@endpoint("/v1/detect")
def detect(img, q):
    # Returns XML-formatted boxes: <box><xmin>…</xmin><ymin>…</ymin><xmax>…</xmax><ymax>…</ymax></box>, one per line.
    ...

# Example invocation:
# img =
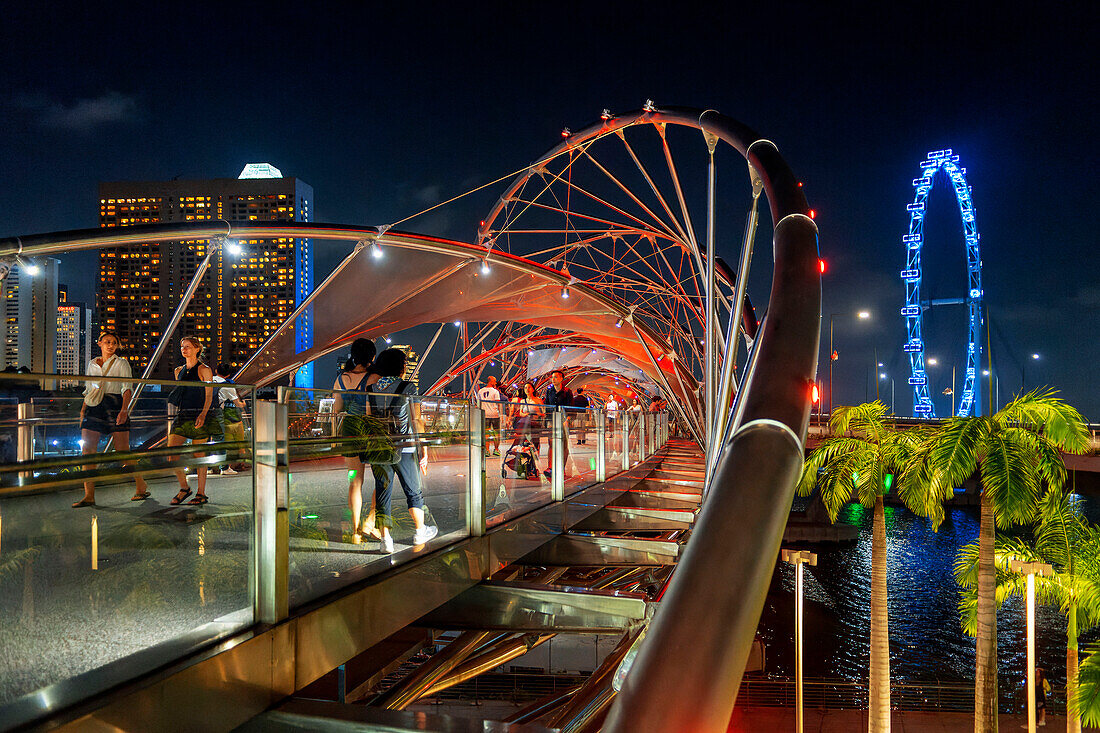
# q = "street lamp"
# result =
<box><xmin>828</xmin><ymin>311</ymin><xmax>872</xmax><ymax>416</ymax></box>
<box><xmin>1009</xmin><ymin>558</ymin><xmax>1053</xmax><ymax>733</ymax></box>
<box><xmin>782</xmin><ymin>549</ymin><xmax>818</xmax><ymax>733</ymax></box>
<box><xmin>1023</xmin><ymin>353</ymin><xmax>1040</xmax><ymax>393</ymax></box>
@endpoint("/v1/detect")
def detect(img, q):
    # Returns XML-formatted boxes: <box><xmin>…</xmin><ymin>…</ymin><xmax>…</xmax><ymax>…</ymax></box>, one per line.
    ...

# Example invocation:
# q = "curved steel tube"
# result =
<box><xmin>604</xmin><ymin>110</ymin><xmax>821</xmax><ymax>732</ymax></box>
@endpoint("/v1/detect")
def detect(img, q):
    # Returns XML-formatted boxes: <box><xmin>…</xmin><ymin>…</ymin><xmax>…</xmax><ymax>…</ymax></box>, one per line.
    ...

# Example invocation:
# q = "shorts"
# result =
<box><xmin>82</xmin><ymin>394</ymin><xmax>131</xmax><ymax>434</ymax></box>
<box><xmin>172</xmin><ymin>411</ymin><xmax>225</xmax><ymax>440</ymax></box>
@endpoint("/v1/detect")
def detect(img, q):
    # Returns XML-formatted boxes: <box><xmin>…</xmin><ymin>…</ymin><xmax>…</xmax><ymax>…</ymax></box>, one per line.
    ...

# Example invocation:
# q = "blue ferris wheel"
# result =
<box><xmin>901</xmin><ymin>149</ymin><xmax>984</xmax><ymax>418</ymax></box>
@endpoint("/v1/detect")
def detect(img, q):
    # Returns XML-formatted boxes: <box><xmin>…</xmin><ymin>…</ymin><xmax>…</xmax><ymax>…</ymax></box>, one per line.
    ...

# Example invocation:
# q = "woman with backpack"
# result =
<box><xmin>332</xmin><ymin>338</ymin><xmax>378</xmax><ymax>542</ymax></box>
<box><xmin>367</xmin><ymin>348</ymin><xmax>438</xmax><ymax>553</ymax></box>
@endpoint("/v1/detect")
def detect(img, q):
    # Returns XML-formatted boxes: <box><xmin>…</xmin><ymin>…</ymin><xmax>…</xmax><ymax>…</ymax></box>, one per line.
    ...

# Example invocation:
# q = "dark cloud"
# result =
<box><xmin>17</xmin><ymin>91</ymin><xmax>139</xmax><ymax>132</ymax></box>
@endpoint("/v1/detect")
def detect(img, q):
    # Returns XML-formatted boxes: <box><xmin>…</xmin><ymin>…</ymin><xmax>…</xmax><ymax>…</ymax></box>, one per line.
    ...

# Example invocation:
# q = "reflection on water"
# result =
<box><xmin>761</xmin><ymin>500</ymin><xmax>1098</xmax><ymax>699</ymax></box>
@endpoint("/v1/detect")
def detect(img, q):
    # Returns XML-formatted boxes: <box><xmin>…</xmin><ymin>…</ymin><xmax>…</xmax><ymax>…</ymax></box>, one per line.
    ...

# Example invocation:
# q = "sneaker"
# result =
<box><xmin>381</xmin><ymin>535</ymin><xmax>394</xmax><ymax>554</ymax></box>
<box><xmin>543</xmin><ymin>469</ymin><xmax>552</xmax><ymax>480</ymax></box>
<box><xmin>222</xmin><ymin>466</ymin><xmax>238</xmax><ymax>475</ymax></box>
<box><xmin>412</xmin><ymin>525</ymin><xmax>439</xmax><ymax>545</ymax></box>
<box><xmin>492</xmin><ymin>450</ymin><xmax>501</xmax><ymax>456</ymax></box>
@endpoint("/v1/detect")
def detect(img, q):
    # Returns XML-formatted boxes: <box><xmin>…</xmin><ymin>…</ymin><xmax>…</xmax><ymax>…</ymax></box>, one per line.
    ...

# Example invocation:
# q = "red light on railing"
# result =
<box><xmin>808</xmin><ymin>209</ymin><xmax>816</xmax><ymax>219</ymax></box>
<box><xmin>818</xmin><ymin>259</ymin><xmax>827</xmax><ymax>274</ymax></box>
<box><xmin>812</xmin><ymin>384</ymin><xmax>820</xmax><ymax>404</ymax></box>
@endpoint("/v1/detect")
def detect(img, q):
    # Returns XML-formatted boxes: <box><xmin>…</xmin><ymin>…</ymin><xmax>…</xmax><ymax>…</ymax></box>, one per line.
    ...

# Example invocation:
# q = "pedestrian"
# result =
<box><xmin>510</xmin><ymin>381</ymin><xmax>544</xmax><ymax>456</ymax></box>
<box><xmin>543</xmin><ymin>369</ymin><xmax>573</xmax><ymax>479</ymax></box>
<box><xmin>477</xmin><ymin>376</ymin><xmax>502</xmax><ymax>456</ymax></box>
<box><xmin>214</xmin><ymin>363</ymin><xmax>249</xmax><ymax>474</ymax></box>
<box><xmin>572</xmin><ymin>386</ymin><xmax>590</xmax><ymax>444</ymax></box>
<box><xmin>167</xmin><ymin>336</ymin><xmax>219</xmax><ymax>506</ymax></box>
<box><xmin>331</xmin><ymin>338</ymin><xmax>378</xmax><ymax>542</ymax></box>
<box><xmin>71</xmin><ymin>330</ymin><xmax>150</xmax><ymax>507</ymax></box>
<box><xmin>367</xmin><ymin>348</ymin><xmax>438</xmax><ymax>552</ymax></box>
<box><xmin>1035</xmin><ymin>666</ymin><xmax>1050</xmax><ymax>727</ymax></box>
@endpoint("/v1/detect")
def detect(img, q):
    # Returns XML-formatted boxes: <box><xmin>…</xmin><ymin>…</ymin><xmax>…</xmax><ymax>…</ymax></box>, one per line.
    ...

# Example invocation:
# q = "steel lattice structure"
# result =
<box><xmin>901</xmin><ymin>148</ymin><xmax>984</xmax><ymax>417</ymax></box>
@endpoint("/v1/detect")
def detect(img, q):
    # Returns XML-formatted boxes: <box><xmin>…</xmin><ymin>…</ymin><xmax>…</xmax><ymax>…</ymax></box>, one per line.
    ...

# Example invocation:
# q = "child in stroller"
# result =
<box><xmin>502</xmin><ymin>437</ymin><xmax>541</xmax><ymax>480</ymax></box>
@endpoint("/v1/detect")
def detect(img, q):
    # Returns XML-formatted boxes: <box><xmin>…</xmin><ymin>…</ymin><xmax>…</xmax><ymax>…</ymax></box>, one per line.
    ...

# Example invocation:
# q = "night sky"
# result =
<box><xmin>1</xmin><ymin>3</ymin><xmax>1095</xmax><ymax>417</ymax></box>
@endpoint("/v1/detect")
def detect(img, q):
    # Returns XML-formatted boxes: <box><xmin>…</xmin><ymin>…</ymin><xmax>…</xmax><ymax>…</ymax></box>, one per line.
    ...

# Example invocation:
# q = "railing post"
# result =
<box><xmin>595</xmin><ymin>409</ymin><xmax>607</xmax><ymax>482</ymax></box>
<box><xmin>621</xmin><ymin>414</ymin><xmax>631</xmax><ymax>470</ymax></box>
<box><xmin>253</xmin><ymin>399</ymin><xmax>288</xmax><ymax>624</ymax></box>
<box><xmin>551</xmin><ymin>410</ymin><xmax>565</xmax><ymax>501</ymax></box>
<box><xmin>639</xmin><ymin>412</ymin><xmax>648</xmax><ymax>459</ymax></box>
<box><xmin>469</xmin><ymin>407</ymin><xmax>486</xmax><ymax>537</ymax></box>
<box><xmin>16</xmin><ymin>402</ymin><xmax>34</xmax><ymax>462</ymax></box>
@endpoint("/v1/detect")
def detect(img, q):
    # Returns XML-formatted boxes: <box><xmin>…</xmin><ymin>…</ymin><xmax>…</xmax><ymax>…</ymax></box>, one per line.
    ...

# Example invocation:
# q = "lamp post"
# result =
<box><xmin>828</xmin><ymin>310</ymin><xmax>871</xmax><ymax>417</ymax></box>
<box><xmin>879</xmin><ymin>370</ymin><xmax>894</xmax><ymax>414</ymax></box>
<box><xmin>782</xmin><ymin>549</ymin><xmax>817</xmax><ymax>733</ymax></box>
<box><xmin>1023</xmin><ymin>353</ymin><xmax>1039</xmax><ymax>393</ymax></box>
<box><xmin>1009</xmin><ymin>558</ymin><xmax>1054</xmax><ymax>733</ymax></box>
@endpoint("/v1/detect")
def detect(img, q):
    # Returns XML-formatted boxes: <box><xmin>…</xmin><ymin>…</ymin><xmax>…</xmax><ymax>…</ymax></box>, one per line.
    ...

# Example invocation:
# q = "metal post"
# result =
<box><xmin>639</xmin><ymin>413</ymin><xmax>648</xmax><ymax>459</ymax></box>
<box><xmin>704</xmin><ymin>137</ymin><xmax>718</xmax><ymax>490</ymax></box>
<box><xmin>621</xmin><ymin>414</ymin><xmax>631</xmax><ymax>470</ymax></box>
<box><xmin>595</xmin><ymin>409</ymin><xmax>607</xmax><ymax>482</ymax></box>
<box><xmin>253</xmin><ymin>399</ymin><xmax>288</xmax><ymax>624</ymax></box>
<box><xmin>551</xmin><ymin>410</ymin><xmax>565</xmax><ymax>501</ymax></box>
<box><xmin>782</xmin><ymin>550</ymin><xmax>817</xmax><ymax>733</ymax></box>
<box><xmin>469</xmin><ymin>407</ymin><xmax>486</xmax><ymax>537</ymax></box>
<box><xmin>16</xmin><ymin>402</ymin><xmax>33</xmax><ymax>462</ymax></box>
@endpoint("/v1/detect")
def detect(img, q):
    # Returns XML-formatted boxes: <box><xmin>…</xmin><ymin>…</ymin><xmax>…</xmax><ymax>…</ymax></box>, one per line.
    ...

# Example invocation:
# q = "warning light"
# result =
<box><xmin>808</xmin><ymin>209</ymin><xmax>817</xmax><ymax>219</ymax></box>
<box><xmin>811</xmin><ymin>384</ymin><xmax>820</xmax><ymax>404</ymax></box>
<box><xmin>818</xmin><ymin>259</ymin><xmax>827</xmax><ymax>274</ymax></box>
<box><xmin>831</xmin><ymin>350</ymin><xmax>839</xmax><ymax>362</ymax></box>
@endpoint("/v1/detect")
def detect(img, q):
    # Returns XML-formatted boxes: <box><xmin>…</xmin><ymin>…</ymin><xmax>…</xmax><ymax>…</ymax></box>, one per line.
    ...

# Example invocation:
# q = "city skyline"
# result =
<box><xmin>0</xmin><ymin>4</ymin><xmax>1094</xmax><ymax>416</ymax></box>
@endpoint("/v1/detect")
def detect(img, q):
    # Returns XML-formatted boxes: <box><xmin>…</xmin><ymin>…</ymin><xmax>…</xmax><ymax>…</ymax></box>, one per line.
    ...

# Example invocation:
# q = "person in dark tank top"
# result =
<box><xmin>167</xmin><ymin>336</ymin><xmax>219</xmax><ymax>506</ymax></box>
<box><xmin>332</xmin><ymin>338</ymin><xmax>378</xmax><ymax>543</ymax></box>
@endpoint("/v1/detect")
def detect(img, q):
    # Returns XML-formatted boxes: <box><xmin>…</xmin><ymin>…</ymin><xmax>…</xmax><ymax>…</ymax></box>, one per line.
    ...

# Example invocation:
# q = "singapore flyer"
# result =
<box><xmin>900</xmin><ymin>149</ymin><xmax>983</xmax><ymax>418</ymax></box>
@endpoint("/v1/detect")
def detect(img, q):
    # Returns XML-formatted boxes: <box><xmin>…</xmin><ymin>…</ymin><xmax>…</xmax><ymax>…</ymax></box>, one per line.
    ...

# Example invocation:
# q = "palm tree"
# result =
<box><xmin>955</xmin><ymin>487</ymin><xmax>1100</xmax><ymax>733</ymax></box>
<box><xmin>1071</xmin><ymin>643</ymin><xmax>1100</xmax><ymax>725</ymax></box>
<box><xmin>907</xmin><ymin>390</ymin><xmax>1090</xmax><ymax>732</ymax></box>
<box><xmin>798</xmin><ymin>401</ymin><xmax>928</xmax><ymax>733</ymax></box>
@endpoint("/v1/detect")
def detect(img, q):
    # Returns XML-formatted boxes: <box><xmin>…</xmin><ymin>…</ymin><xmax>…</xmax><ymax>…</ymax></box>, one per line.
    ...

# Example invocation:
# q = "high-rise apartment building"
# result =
<box><xmin>96</xmin><ymin>164</ymin><xmax>314</xmax><ymax>384</ymax></box>
<box><xmin>2</xmin><ymin>258</ymin><xmax>60</xmax><ymax>371</ymax></box>
<box><xmin>57</xmin><ymin>288</ymin><xmax>93</xmax><ymax>386</ymax></box>
<box><xmin>393</xmin><ymin>345</ymin><xmax>421</xmax><ymax>391</ymax></box>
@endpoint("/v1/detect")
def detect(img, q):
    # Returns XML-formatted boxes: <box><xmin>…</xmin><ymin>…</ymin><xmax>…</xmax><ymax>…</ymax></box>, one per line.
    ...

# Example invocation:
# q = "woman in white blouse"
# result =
<box><xmin>72</xmin><ymin>331</ymin><xmax>149</xmax><ymax>507</ymax></box>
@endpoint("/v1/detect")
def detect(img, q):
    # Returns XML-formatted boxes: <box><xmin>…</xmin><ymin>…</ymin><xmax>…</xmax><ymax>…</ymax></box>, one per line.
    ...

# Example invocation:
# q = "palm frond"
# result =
<box><xmin>928</xmin><ymin>416</ymin><xmax>988</xmax><ymax>489</ymax></box>
<box><xmin>1071</xmin><ymin>643</ymin><xmax>1100</xmax><ymax>725</ymax></box>
<box><xmin>982</xmin><ymin>429</ymin><xmax>1042</xmax><ymax>528</ymax></box>
<box><xmin>998</xmin><ymin>390</ymin><xmax>1091</xmax><ymax>453</ymax></box>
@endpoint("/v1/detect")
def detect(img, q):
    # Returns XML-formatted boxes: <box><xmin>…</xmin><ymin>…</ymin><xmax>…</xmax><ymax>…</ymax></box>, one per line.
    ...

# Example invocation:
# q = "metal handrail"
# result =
<box><xmin>605</xmin><ymin>110</ymin><xmax>821</xmax><ymax>732</ymax></box>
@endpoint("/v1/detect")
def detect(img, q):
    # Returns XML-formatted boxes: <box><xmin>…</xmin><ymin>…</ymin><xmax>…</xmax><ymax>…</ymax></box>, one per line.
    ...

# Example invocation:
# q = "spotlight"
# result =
<box><xmin>561</xmin><ymin>285</ymin><xmax>570</xmax><ymax>299</ymax></box>
<box><xmin>600</xmin><ymin>109</ymin><xmax>613</xmax><ymax>121</ymax></box>
<box><xmin>371</xmin><ymin>241</ymin><xmax>383</xmax><ymax>259</ymax></box>
<box><xmin>226</xmin><ymin>240</ymin><xmax>243</xmax><ymax>256</ymax></box>
<box><xmin>643</xmin><ymin>99</ymin><xmax>656</xmax><ymax>112</ymax></box>
<box><xmin>384</xmin><ymin>335</ymin><xmax>392</xmax><ymax>344</ymax></box>
<box><xmin>614</xmin><ymin>318</ymin><xmax>623</xmax><ymax>328</ymax></box>
<box><xmin>23</xmin><ymin>259</ymin><xmax>40</xmax><ymax>276</ymax></box>
<box><xmin>561</xmin><ymin>127</ymin><xmax>571</xmax><ymax>139</ymax></box>
<box><xmin>454</xmin><ymin>321</ymin><xmax>461</xmax><ymax>326</ymax></box>
<box><xmin>481</xmin><ymin>259</ymin><xmax>491</xmax><ymax>274</ymax></box>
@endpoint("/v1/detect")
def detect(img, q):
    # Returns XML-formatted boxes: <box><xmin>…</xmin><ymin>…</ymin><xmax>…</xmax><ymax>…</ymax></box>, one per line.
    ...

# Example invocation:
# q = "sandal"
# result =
<box><xmin>72</xmin><ymin>498</ymin><xmax>96</xmax><ymax>508</ymax></box>
<box><xmin>130</xmin><ymin>491</ymin><xmax>152</xmax><ymax>501</ymax></box>
<box><xmin>170</xmin><ymin>488</ymin><xmax>193</xmax><ymax>505</ymax></box>
<box><xmin>188</xmin><ymin>494</ymin><xmax>209</xmax><ymax>506</ymax></box>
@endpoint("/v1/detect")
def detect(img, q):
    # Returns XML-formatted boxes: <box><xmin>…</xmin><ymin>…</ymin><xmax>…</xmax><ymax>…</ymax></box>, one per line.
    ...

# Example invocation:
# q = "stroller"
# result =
<box><xmin>502</xmin><ymin>437</ymin><xmax>541</xmax><ymax>480</ymax></box>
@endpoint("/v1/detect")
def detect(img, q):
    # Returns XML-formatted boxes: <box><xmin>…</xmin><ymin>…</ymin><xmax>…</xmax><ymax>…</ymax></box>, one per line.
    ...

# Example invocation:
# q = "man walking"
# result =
<box><xmin>543</xmin><ymin>369</ymin><xmax>573</xmax><ymax>479</ymax></box>
<box><xmin>477</xmin><ymin>376</ymin><xmax>502</xmax><ymax>456</ymax></box>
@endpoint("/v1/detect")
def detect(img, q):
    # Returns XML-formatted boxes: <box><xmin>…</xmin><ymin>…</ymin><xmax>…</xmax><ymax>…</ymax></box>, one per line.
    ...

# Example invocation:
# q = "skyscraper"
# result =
<box><xmin>2</xmin><ymin>258</ymin><xmax>60</xmax><ymax>372</ymax></box>
<box><xmin>56</xmin><ymin>288</ymin><xmax>93</xmax><ymax>386</ymax></box>
<box><xmin>393</xmin><ymin>345</ymin><xmax>421</xmax><ymax>391</ymax></box>
<box><xmin>96</xmin><ymin>164</ymin><xmax>314</xmax><ymax>384</ymax></box>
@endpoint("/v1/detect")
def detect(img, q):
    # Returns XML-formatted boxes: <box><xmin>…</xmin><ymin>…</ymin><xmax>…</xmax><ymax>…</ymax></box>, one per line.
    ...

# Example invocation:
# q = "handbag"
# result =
<box><xmin>360</xmin><ymin>380</ymin><xmax>412</xmax><ymax>465</ymax></box>
<box><xmin>83</xmin><ymin>355</ymin><xmax>118</xmax><ymax>407</ymax></box>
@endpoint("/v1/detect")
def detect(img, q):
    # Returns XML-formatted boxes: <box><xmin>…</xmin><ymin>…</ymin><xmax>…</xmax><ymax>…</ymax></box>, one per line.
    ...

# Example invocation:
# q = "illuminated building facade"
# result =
<box><xmin>96</xmin><ymin>165</ymin><xmax>314</xmax><ymax>384</ymax></box>
<box><xmin>393</xmin><ymin>344</ymin><xmax>421</xmax><ymax>391</ymax></box>
<box><xmin>2</xmin><ymin>258</ymin><xmax>60</xmax><ymax>372</ymax></box>
<box><xmin>56</xmin><ymin>288</ymin><xmax>93</xmax><ymax>385</ymax></box>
